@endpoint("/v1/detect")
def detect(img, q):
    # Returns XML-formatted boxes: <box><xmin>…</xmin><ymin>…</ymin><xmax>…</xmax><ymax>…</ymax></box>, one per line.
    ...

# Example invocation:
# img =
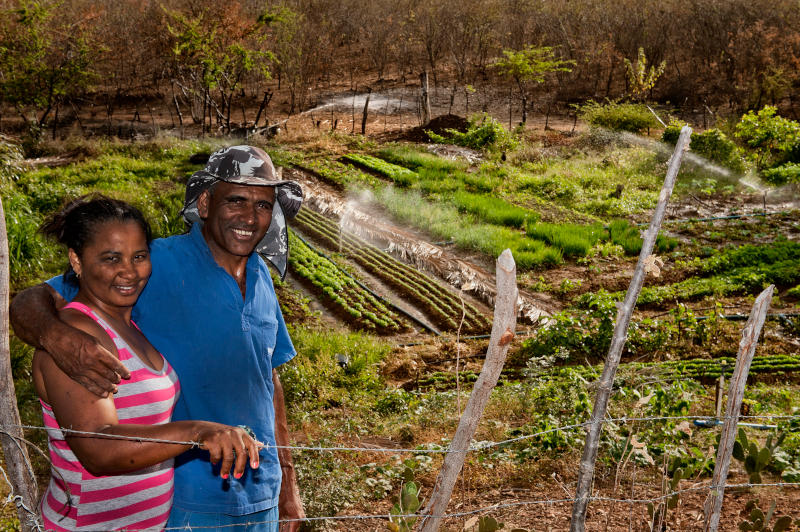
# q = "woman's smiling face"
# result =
<box><xmin>69</xmin><ymin>220</ymin><xmax>151</xmax><ymax>312</ymax></box>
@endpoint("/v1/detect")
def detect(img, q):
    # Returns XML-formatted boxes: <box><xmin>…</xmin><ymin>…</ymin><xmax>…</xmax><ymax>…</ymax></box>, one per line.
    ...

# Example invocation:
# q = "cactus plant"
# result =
<box><xmin>732</xmin><ymin>429</ymin><xmax>785</xmax><ymax>484</ymax></box>
<box><xmin>738</xmin><ymin>499</ymin><xmax>793</xmax><ymax>532</ymax></box>
<box><xmin>387</xmin><ymin>481</ymin><xmax>421</xmax><ymax>532</ymax></box>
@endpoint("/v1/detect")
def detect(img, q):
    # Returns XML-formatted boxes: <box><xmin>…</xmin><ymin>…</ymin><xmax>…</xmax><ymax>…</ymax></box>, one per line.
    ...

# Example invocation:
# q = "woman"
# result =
<box><xmin>33</xmin><ymin>195</ymin><xmax>260</xmax><ymax>531</ymax></box>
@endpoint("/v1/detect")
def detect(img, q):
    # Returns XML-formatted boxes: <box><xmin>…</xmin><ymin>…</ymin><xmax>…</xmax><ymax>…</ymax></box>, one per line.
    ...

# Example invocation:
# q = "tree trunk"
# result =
<box><xmin>0</xmin><ymin>198</ymin><xmax>40</xmax><ymax>532</ymax></box>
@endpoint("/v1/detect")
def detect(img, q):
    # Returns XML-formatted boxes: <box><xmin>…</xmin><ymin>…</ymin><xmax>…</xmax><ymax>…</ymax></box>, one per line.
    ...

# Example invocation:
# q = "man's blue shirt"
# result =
<box><xmin>47</xmin><ymin>223</ymin><xmax>296</xmax><ymax>514</ymax></box>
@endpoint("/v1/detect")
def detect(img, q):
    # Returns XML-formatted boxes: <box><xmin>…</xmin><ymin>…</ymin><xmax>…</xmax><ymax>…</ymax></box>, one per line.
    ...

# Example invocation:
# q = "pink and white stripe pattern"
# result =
<box><xmin>40</xmin><ymin>302</ymin><xmax>180</xmax><ymax>531</ymax></box>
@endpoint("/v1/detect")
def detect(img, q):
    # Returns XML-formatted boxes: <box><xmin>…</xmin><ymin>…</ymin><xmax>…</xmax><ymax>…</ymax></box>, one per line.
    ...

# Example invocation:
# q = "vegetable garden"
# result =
<box><xmin>3</xmin><ymin>101</ymin><xmax>800</xmax><ymax>530</ymax></box>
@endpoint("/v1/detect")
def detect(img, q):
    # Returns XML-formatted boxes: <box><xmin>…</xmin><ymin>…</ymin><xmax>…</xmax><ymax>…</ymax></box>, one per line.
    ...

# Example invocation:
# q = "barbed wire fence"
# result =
<box><xmin>2</xmin><ymin>413</ymin><xmax>800</xmax><ymax>531</ymax></box>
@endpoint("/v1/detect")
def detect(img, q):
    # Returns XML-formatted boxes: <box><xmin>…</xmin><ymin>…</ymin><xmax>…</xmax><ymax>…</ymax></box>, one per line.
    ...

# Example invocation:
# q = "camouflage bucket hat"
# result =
<box><xmin>180</xmin><ymin>145</ymin><xmax>303</xmax><ymax>279</ymax></box>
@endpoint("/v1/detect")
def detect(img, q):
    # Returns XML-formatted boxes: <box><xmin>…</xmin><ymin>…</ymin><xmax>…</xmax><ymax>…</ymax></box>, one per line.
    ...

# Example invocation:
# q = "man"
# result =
<box><xmin>11</xmin><ymin>145</ymin><xmax>305</xmax><ymax>531</ymax></box>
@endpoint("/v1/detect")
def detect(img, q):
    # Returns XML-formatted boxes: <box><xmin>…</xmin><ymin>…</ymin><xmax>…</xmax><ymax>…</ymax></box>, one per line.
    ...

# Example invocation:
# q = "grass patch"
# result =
<box><xmin>452</xmin><ymin>191</ymin><xmax>539</xmax><ymax>228</ymax></box>
<box><xmin>374</xmin><ymin>186</ymin><xmax>562</xmax><ymax>269</ymax></box>
<box><xmin>377</xmin><ymin>145</ymin><xmax>468</xmax><ymax>173</ymax></box>
<box><xmin>525</xmin><ymin>222</ymin><xmax>605</xmax><ymax>257</ymax></box>
<box><xmin>280</xmin><ymin>326</ymin><xmax>393</xmax><ymax>410</ymax></box>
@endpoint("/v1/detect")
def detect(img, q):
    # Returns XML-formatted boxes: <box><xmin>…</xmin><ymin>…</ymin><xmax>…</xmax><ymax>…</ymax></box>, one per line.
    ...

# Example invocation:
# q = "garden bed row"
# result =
<box><xmin>293</xmin><ymin>208</ymin><xmax>491</xmax><ymax>334</ymax></box>
<box><xmin>288</xmin><ymin>230</ymin><xmax>405</xmax><ymax>334</ymax></box>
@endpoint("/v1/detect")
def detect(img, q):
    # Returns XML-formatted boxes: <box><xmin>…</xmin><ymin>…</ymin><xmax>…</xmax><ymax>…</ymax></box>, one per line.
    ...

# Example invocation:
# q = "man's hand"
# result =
<box><xmin>44</xmin><ymin>325</ymin><xmax>130</xmax><ymax>397</ymax></box>
<box><xmin>10</xmin><ymin>283</ymin><xmax>130</xmax><ymax>397</ymax></box>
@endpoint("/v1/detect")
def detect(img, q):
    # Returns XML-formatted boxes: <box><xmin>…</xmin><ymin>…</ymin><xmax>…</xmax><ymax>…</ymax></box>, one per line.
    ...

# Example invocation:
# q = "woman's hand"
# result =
<box><xmin>194</xmin><ymin>423</ymin><xmax>261</xmax><ymax>479</ymax></box>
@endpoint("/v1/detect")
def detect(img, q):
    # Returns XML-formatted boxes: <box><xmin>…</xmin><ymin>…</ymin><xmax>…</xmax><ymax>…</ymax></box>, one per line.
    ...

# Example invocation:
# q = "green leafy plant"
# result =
<box><xmin>577</xmin><ymin>100</ymin><xmax>658</xmax><ymax>134</ymax></box>
<box><xmin>427</xmin><ymin>113</ymin><xmax>519</xmax><ymax>152</ymax></box>
<box><xmin>762</xmin><ymin>163</ymin><xmax>800</xmax><ymax>185</ymax></box>
<box><xmin>663</xmin><ymin>124</ymin><xmax>743</xmax><ymax>171</ymax></box>
<box><xmin>520</xmin><ymin>291</ymin><xmax>614</xmax><ymax>363</ymax></box>
<box><xmin>738</xmin><ymin>499</ymin><xmax>794</xmax><ymax>532</ymax></box>
<box><xmin>624</xmin><ymin>47</ymin><xmax>666</xmax><ymax>101</ymax></box>
<box><xmin>735</xmin><ymin>106</ymin><xmax>800</xmax><ymax>171</ymax></box>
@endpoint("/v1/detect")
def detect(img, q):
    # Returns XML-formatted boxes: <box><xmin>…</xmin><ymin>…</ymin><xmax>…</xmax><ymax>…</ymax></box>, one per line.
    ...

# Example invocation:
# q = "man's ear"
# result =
<box><xmin>197</xmin><ymin>190</ymin><xmax>211</xmax><ymax>219</ymax></box>
<box><xmin>68</xmin><ymin>249</ymin><xmax>82</xmax><ymax>278</ymax></box>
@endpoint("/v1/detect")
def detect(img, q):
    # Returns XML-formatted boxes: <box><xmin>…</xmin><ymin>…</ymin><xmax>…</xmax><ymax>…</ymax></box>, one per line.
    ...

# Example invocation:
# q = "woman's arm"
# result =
<box><xmin>33</xmin><ymin>312</ymin><xmax>259</xmax><ymax>478</ymax></box>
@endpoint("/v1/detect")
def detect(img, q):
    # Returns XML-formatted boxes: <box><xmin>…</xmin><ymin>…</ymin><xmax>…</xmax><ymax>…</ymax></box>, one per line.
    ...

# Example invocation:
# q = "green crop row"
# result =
<box><xmin>452</xmin><ymin>190</ymin><xmax>539</xmax><ymax>228</ymax></box>
<box><xmin>702</xmin><ymin>240</ymin><xmax>800</xmax><ymax>275</ymax></box>
<box><xmin>635</xmin><ymin>242</ymin><xmax>800</xmax><ymax>306</ymax></box>
<box><xmin>377</xmin><ymin>146</ymin><xmax>468</xmax><ymax>173</ymax></box>
<box><xmin>413</xmin><ymin>354</ymin><xmax>800</xmax><ymax>390</ymax></box>
<box><xmin>294</xmin><ymin>209</ymin><xmax>490</xmax><ymax>333</ymax></box>
<box><xmin>288</xmin><ymin>231</ymin><xmax>403</xmax><ymax>333</ymax></box>
<box><xmin>526</xmin><ymin>222</ymin><xmax>606</xmax><ymax>257</ymax></box>
<box><xmin>342</xmin><ymin>153</ymin><xmax>418</xmax><ymax>186</ymax></box>
<box><xmin>662</xmin><ymin>354</ymin><xmax>800</xmax><ymax>381</ymax></box>
<box><xmin>374</xmin><ymin>186</ymin><xmax>563</xmax><ymax>270</ymax></box>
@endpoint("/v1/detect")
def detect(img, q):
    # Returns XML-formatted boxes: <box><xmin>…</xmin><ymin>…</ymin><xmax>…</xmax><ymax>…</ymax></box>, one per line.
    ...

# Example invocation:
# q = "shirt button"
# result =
<box><xmin>242</xmin><ymin>317</ymin><xmax>250</xmax><ymax>331</ymax></box>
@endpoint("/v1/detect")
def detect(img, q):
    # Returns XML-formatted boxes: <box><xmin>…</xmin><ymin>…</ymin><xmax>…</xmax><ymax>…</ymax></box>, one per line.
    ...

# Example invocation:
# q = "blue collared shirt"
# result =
<box><xmin>47</xmin><ymin>223</ymin><xmax>296</xmax><ymax>514</ymax></box>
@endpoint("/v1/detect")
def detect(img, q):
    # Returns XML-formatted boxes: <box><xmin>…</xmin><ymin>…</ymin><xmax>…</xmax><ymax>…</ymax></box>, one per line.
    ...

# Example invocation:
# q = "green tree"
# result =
<box><xmin>493</xmin><ymin>45</ymin><xmax>574</xmax><ymax>124</ymax></box>
<box><xmin>0</xmin><ymin>0</ymin><xmax>94</xmax><ymax>132</ymax></box>
<box><xmin>165</xmin><ymin>3</ymin><xmax>272</xmax><ymax>131</ymax></box>
<box><xmin>261</xmin><ymin>6</ymin><xmax>302</xmax><ymax>113</ymax></box>
<box><xmin>624</xmin><ymin>47</ymin><xmax>666</xmax><ymax>101</ymax></box>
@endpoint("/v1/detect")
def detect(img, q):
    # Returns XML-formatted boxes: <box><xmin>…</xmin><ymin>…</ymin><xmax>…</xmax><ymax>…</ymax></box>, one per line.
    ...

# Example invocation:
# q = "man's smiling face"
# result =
<box><xmin>197</xmin><ymin>182</ymin><xmax>275</xmax><ymax>260</ymax></box>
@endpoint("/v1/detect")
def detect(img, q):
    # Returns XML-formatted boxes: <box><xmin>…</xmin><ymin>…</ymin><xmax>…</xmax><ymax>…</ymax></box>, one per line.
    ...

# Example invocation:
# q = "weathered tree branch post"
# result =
<box><xmin>361</xmin><ymin>87</ymin><xmax>372</xmax><ymax>136</ymax></box>
<box><xmin>703</xmin><ymin>285</ymin><xmax>774</xmax><ymax>532</ymax></box>
<box><xmin>420</xmin><ymin>72</ymin><xmax>431</xmax><ymax>126</ymax></box>
<box><xmin>0</xmin><ymin>198</ymin><xmax>39</xmax><ymax>532</ymax></box>
<box><xmin>569</xmin><ymin>126</ymin><xmax>692</xmax><ymax>531</ymax></box>
<box><xmin>418</xmin><ymin>249</ymin><xmax>518</xmax><ymax>532</ymax></box>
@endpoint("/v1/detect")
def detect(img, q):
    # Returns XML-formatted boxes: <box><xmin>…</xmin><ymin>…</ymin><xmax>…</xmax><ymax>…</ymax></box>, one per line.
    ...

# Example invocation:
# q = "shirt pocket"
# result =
<box><xmin>251</xmin><ymin>314</ymin><xmax>278</xmax><ymax>381</ymax></box>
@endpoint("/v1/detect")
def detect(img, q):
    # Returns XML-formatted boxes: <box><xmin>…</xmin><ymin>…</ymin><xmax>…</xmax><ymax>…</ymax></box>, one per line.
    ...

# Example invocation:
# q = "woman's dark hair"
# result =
<box><xmin>39</xmin><ymin>194</ymin><xmax>152</xmax><ymax>286</ymax></box>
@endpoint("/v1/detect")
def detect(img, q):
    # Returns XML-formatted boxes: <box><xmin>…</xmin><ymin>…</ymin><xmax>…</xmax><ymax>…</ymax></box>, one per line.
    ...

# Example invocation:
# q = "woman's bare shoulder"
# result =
<box><xmin>58</xmin><ymin>307</ymin><xmax>118</xmax><ymax>358</ymax></box>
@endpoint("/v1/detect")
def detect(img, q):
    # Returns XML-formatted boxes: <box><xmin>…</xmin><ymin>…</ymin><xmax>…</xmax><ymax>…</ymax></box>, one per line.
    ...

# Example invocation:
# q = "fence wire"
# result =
<box><xmin>6</xmin><ymin>414</ymin><xmax>800</xmax><ymax>454</ymax></box>
<box><xmin>2</xmin><ymin>414</ymin><xmax>799</xmax><ymax>531</ymax></box>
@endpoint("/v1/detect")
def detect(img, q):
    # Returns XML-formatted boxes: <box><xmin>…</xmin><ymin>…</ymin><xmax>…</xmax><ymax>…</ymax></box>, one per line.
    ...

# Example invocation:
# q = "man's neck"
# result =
<box><xmin>201</xmin><ymin>228</ymin><xmax>249</xmax><ymax>299</ymax></box>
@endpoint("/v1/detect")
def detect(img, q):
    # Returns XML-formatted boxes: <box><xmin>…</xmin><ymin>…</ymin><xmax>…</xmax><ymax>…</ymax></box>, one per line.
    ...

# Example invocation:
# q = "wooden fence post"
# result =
<box><xmin>420</xmin><ymin>72</ymin><xmax>431</xmax><ymax>126</ymax></box>
<box><xmin>569</xmin><ymin>126</ymin><xmax>693</xmax><ymax>531</ymax></box>
<box><xmin>703</xmin><ymin>285</ymin><xmax>774</xmax><ymax>532</ymax></box>
<box><xmin>0</xmin><ymin>197</ymin><xmax>40</xmax><ymax>532</ymax></box>
<box><xmin>418</xmin><ymin>249</ymin><xmax>518</xmax><ymax>532</ymax></box>
<box><xmin>361</xmin><ymin>87</ymin><xmax>372</xmax><ymax>136</ymax></box>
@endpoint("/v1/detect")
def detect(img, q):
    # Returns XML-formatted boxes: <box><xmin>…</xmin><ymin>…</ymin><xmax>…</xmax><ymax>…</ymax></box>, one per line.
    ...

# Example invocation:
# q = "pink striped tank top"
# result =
<box><xmin>40</xmin><ymin>302</ymin><xmax>180</xmax><ymax>531</ymax></box>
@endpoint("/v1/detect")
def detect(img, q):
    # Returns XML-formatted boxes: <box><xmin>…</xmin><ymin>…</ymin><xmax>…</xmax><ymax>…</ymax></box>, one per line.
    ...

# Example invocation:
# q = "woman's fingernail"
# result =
<box><xmin>234</xmin><ymin>472</ymin><xmax>243</xmax><ymax>479</ymax></box>
<box><xmin>221</xmin><ymin>473</ymin><xmax>229</xmax><ymax>479</ymax></box>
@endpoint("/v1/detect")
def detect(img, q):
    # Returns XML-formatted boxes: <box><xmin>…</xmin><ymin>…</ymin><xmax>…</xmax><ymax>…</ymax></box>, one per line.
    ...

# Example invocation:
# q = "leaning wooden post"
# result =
<box><xmin>0</xmin><ymin>197</ymin><xmax>40</xmax><ymax>532</ymax></box>
<box><xmin>418</xmin><ymin>249</ymin><xmax>518</xmax><ymax>532</ymax></box>
<box><xmin>703</xmin><ymin>285</ymin><xmax>774</xmax><ymax>532</ymax></box>
<box><xmin>569</xmin><ymin>126</ymin><xmax>692</xmax><ymax>531</ymax></box>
